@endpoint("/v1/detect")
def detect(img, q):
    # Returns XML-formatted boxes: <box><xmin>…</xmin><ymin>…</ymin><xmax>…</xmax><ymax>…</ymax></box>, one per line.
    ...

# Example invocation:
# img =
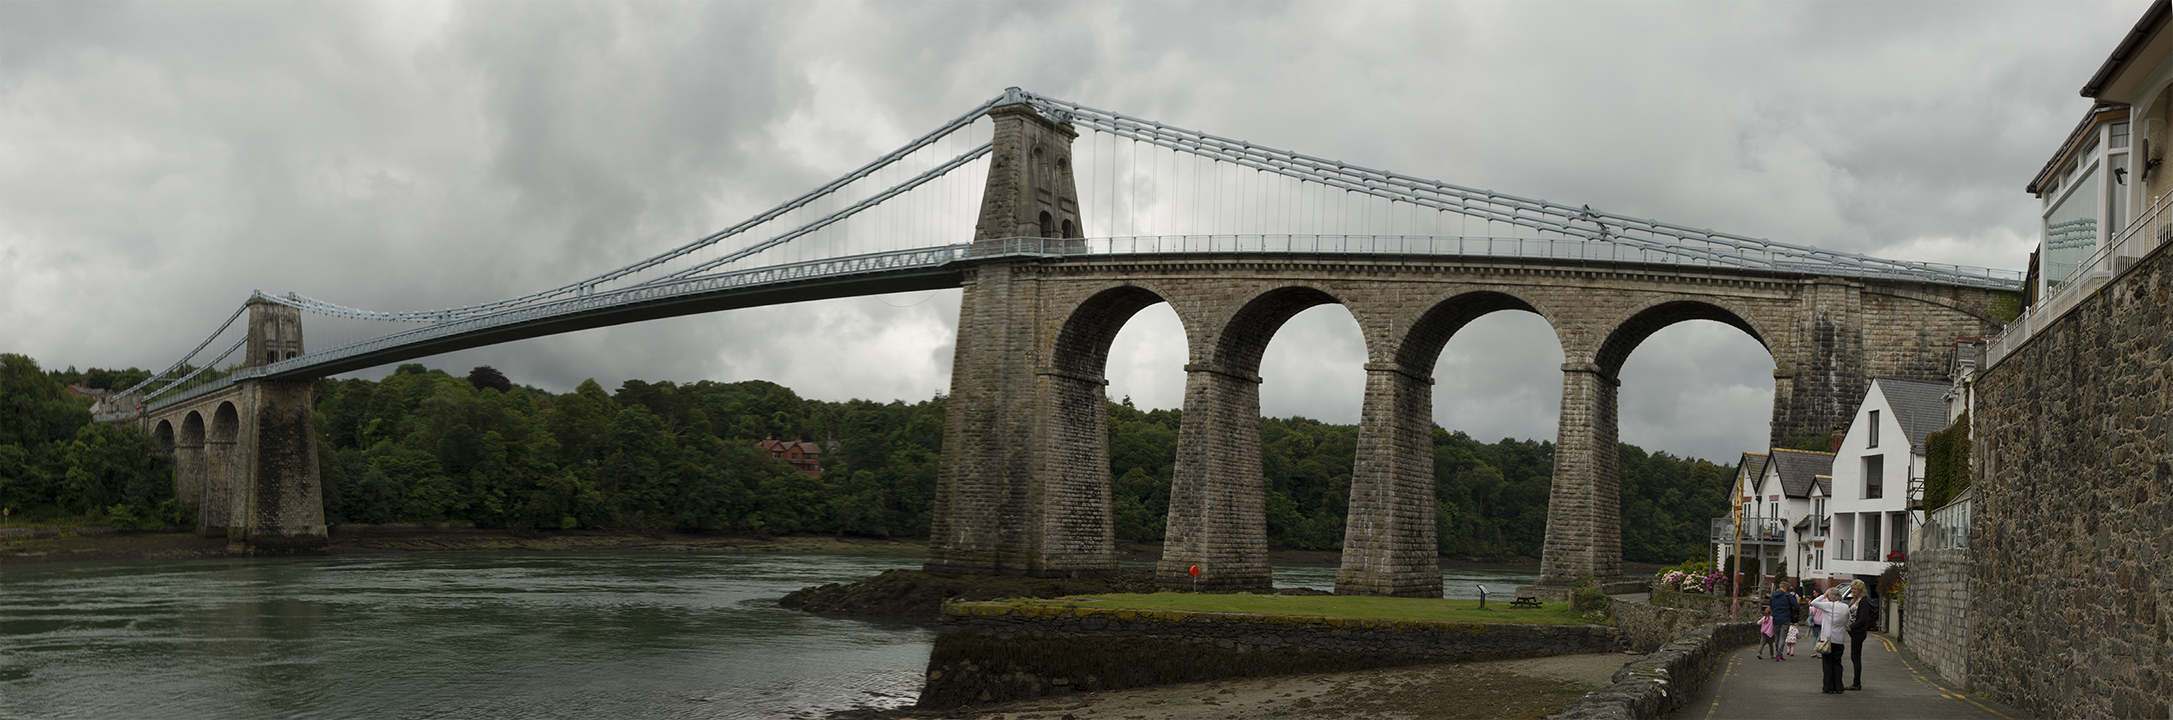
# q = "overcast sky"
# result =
<box><xmin>0</xmin><ymin>1</ymin><xmax>2141</xmax><ymax>463</ymax></box>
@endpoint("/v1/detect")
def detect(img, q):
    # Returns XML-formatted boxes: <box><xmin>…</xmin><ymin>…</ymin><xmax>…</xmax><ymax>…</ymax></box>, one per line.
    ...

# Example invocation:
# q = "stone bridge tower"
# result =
<box><xmin>926</xmin><ymin>94</ymin><xmax>1110</xmax><ymax>576</ymax></box>
<box><xmin>974</xmin><ymin>88</ymin><xmax>1084</xmax><ymax>244</ymax></box>
<box><xmin>139</xmin><ymin>297</ymin><xmax>327</xmax><ymax>552</ymax></box>
<box><xmin>230</xmin><ymin>297</ymin><xmax>327</xmax><ymax>550</ymax></box>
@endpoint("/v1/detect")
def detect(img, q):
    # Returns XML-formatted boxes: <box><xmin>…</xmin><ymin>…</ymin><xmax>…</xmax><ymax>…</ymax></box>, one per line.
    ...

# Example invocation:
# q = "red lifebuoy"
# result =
<box><xmin>1188</xmin><ymin>564</ymin><xmax>1201</xmax><ymax>578</ymax></box>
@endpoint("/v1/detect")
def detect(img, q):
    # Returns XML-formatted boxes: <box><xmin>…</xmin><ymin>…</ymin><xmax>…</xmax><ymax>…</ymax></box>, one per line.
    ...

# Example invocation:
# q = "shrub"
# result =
<box><xmin>1571</xmin><ymin>572</ymin><xmax>1611</xmax><ymax>619</ymax></box>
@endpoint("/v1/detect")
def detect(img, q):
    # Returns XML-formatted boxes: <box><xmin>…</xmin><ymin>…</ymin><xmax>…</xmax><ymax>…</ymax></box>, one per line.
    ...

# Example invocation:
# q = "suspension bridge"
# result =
<box><xmin>109</xmin><ymin>88</ymin><xmax>2016</xmax><ymax>597</ymax></box>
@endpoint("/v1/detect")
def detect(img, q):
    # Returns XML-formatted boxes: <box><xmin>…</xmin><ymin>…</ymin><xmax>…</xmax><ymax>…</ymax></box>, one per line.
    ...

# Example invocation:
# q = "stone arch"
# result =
<box><xmin>1393</xmin><ymin>290</ymin><xmax>1558</xmax><ymax>371</ymax></box>
<box><xmin>154</xmin><ymin>419</ymin><xmax>177</xmax><ymax>453</ymax></box>
<box><xmin>1049</xmin><ymin>284</ymin><xmax>1182</xmax><ymax>378</ymax></box>
<box><xmin>1204</xmin><ymin>285</ymin><xmax>1347</xmax><ymax>378</ymax></box>
<box><xmin>1533</xmin><ymin>296</ymin><xmax>1782</xmax><ymax>590</ymax></box>
<box><xmin>1336</xmin><ymin>290</ymin><xmax>1562</xmax><ymax>596</ymax></box>
<box><xmin>1039</xmin><ymin>211</ymin><xmax>1055</xmax><ymax>238</ymax></box>
<box><xmin>1031</xmin><ymin>146</ymin><xmax>1049</xmax><ymax>197</ymax></box>
<box><xmin>211</xmin><ymin>402</ymin><xmax>240</xmax><ymax>444</ymax></box>
<box><xmin>180</xmin><ymin>412</ymin><xmax>205</xmax><ymax>447</ymax></box>
<box><xmin>1593</xmin><ymin>298</ymin><xmax>1776</xmax><ymax>377</ymax></box>
<box><xmin>1029</xmin><ymin>283</ymin><xmax>1187</xmax><ymax>576</ymax></box>
<box><xmin>1162</xmin><ymin>283</ymin><xmax>1354</xmax><ymax>591</ymax></box>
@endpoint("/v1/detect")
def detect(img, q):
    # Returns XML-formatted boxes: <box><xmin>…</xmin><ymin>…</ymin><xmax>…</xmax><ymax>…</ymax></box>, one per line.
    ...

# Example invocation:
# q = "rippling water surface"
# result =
<box><xmin>0</xmin><ymin>551</ymin><xmax>1549</xmax><ymax>719</ymax></box>
<box><xmin>0</xmin><ymin>552</ymin><xmax>933</xmax><ymax>719</ymax></box>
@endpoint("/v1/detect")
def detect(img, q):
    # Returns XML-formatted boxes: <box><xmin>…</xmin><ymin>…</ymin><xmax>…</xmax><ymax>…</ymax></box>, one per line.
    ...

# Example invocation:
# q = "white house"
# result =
<box><xmin>1714</xmin><ymin>448</ymin><xmax>1831</xmax><ymax>585</ymax></box>
<box><xmin>1811</xmin><ymin>376</ymin><xmax>1950</xmax><ymax>589</ymax></box>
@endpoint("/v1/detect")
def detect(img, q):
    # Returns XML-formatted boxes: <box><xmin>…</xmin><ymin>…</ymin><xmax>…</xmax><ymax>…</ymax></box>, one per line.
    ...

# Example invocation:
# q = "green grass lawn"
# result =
<box><xmin>1015</xmin><ymin>592</ymin><xmax>1594</xmax><ymax>625</ymax></box>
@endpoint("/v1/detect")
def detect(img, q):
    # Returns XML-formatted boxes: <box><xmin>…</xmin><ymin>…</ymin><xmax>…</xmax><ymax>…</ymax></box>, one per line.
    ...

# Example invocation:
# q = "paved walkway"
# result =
<box><xmin>1677</xmin><ymin>632</ymin><xmax>2025</xmax><ymax>719</ymax></box>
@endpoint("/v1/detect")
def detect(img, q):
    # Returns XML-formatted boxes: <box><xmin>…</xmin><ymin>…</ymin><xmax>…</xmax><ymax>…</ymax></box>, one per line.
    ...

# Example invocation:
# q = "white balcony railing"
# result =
<box><xmin>1987</xmin><ymin>194</ymin><xmax>2173</xmax><ymax>370</ymax></box>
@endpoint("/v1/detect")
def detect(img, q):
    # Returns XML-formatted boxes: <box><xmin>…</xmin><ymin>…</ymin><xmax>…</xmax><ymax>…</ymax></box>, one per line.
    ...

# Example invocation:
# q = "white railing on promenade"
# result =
<box><xmin>1923</xmin><ymin>488</ymin><xmax>1971</xmax><ymax>550</ymax></box>
<box><xmin>1986</xmin><ymin>195</ymin><xmax>2173</xmax><ymax>369</ymax></box>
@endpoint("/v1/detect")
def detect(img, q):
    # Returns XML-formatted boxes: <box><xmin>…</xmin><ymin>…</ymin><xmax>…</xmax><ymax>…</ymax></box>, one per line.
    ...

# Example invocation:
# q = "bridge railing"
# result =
<box><xmin>109</xmin><ymin>246</ymin><xmax>967</xmax><ymax>418</ymax></box>
<box><xmin>113</xmin><ymin>231</ymin><xmax>2024</xmax><ymax>420</ymax></box>
<box><xmin>966</xmin><ymin>235</ymin><xmax>2023</xmax><ymax>288</ymax></box>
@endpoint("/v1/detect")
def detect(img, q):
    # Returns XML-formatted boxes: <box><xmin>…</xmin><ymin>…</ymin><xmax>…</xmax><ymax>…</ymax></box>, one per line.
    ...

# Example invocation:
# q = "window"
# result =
<box><xmin>1864</xmin><ymin>455</ymin><xmax>1884</xmax><ymax>499</ymax></box>
<box><xmin>1815</xmin><ymin>549</ymin><xmax>1824</xmax><ymax>569</ymax></box>
<box><xmin>2112</xmin><ymin>121</ymin><xmax>2131</xmax><ymax>149</ymax></box>
<box><xmin>1868</xmin><ymin>410</ymin><xmax>1880</xmax><ymax>448</ymax></box>
<box><xmin>2044</xmin><ymin>163</ymin><xmax>2101</xmax><ymax>292</ymax></box>
<box><xmin>1865</xmin><ymin>521</ymin><xmax>1883</xmax><ymax>561</ymax></box>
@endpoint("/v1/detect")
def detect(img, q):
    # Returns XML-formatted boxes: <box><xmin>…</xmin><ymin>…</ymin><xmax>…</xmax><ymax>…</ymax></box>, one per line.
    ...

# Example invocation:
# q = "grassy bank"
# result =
<box><xmin>1018</xmin><ymin>592</ymin><xmax>1591</xmax><ymax>625</ymax></box>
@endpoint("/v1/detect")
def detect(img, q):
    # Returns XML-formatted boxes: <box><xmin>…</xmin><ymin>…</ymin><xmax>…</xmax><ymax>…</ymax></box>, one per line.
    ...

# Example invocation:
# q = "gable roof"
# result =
<box><xmin>1874</xmin><ymin>377</ymin><xmax>1952</xmax><ymax>450</ymax></box>
<box><xmin>1767</xmin><ymin>448</ymin><xmax>1835</xmax><ymax>499</ymax></box>
<box><xmin>2082</xmin><ymin>0</ymin><xmax>2173</xmax><ymax>101</ymax></box>
<box><xmin>1736</xmin><ymin>452</ymin><xmax>1769</xmax><ymax>496</ymax></box>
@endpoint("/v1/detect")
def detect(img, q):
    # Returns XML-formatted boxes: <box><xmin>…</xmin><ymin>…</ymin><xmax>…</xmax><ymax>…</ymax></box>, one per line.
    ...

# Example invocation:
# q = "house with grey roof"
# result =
<box><xmin>1713</xmin><ymin>448</ymin><xmax>1831</xmax><ymax>585</ymax></box>
<box><xmin>1810</xmin><ymin>376</ymin><xmax>1950</xmax><ymax>589</ymax></box>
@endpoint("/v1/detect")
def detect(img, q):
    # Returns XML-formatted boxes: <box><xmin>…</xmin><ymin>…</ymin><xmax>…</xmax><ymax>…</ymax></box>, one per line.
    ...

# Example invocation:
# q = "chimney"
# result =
<box><xmin>1829</xmin><ymin>424</ymin><xmax>1847</xmax><ymax>453</ymax></box>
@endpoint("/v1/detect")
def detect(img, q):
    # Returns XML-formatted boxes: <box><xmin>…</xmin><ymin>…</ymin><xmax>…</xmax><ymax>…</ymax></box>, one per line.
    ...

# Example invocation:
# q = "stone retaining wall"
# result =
<box><xmin>1648</xmin><ymin>588</ymin><xmax>1765</xmax><ymax>620</ymax></box>
<box><xmin>1974</xmin><ymin>233</ymin><xmax>2173</xmax><ymax>719</ymax></box>
<box><xmin>1902</xmin><ymin>547</ymin><xmax>1970</xmax><ymax>687</ymax></box>
<box><xmin>1610</xmin><ymin>598</ymin><xmax>1715</xmax><ymax>653</ymax></box>
<box><xmin>1555</xmin><ymin>621</ymin><xmax>1761</xmax><ymax>720</ymax></box>
<box><xmin>918</xmin><ymin>602</ymin><xmax>1616</xmax><ymax>709</ymax></box>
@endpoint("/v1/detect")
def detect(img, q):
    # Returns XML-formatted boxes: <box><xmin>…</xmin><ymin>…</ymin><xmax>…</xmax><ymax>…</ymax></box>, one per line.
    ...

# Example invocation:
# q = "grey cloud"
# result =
<box><xmin>2</xmin><ymin>1</ymin><xmax>2128</xmax><ymax>465</ymax></box>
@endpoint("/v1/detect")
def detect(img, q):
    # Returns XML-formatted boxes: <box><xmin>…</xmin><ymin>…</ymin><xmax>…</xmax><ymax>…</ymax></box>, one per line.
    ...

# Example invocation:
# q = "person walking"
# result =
<box><xmin>1811</xmin><ymin>586</ymin><xmax>1852</xmax><ymax>694</ymax></box>
<box><xmin>1807</xmin><ymin>587</ymin><xmax>1825</xmax><ymax>643</ymax></box>
<box><xmin>1766</xmin><ymin>581</ymin><xmax>1798</xmax><ymax>662</ymax></box>
<box><xmin>1785</xmin><ymin>585</ymin><xmax>1804</xmax><ymax>657</ymax></box>
<box><xmin>1846</xmin><ymin>579</ymin><xmax>1880</xmax><ymax>691</ymax></box>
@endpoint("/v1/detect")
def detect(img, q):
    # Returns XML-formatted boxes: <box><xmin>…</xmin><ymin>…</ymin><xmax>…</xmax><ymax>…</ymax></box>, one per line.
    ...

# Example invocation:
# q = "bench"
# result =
<box><xmin>1509</xmin><ymin>597</ymin><xmax>1545</xmax><ymax>609</ymax></box>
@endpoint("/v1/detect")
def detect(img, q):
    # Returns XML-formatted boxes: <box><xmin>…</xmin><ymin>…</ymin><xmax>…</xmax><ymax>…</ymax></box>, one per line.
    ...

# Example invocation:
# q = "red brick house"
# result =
<box><xmin>759</xmin><ymin>436</ymin><xmax>825</xmax><ymax>475</ymax></box>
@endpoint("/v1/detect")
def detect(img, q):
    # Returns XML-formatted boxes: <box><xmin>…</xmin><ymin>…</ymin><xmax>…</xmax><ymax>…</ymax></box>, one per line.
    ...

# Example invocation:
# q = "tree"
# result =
<box><xmin>466</xmin><ymin>366</ymin><xmax>513</xmax><ymax>393</ymax></box>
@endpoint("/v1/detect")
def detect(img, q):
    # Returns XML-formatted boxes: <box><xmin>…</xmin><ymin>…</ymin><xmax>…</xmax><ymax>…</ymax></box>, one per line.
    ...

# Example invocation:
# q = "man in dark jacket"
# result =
<box><xmin>1767</xmin><ymin>582</ymin><xmax>1798</xmax><ymax>662</ymax></box>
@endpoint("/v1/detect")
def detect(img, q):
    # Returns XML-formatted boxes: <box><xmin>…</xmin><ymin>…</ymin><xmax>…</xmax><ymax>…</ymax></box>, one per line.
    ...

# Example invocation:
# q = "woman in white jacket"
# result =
<box><xmin>1809</xmin><ymin>587</ymin><xmax>1852</xmax><ymax>694</ymax></box>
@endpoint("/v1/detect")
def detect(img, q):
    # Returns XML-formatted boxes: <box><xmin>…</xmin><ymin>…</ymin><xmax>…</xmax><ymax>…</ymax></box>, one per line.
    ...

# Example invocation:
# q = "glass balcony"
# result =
<box><xmin>1710</xmin><ymin>516</ymin><xmax>1789</xmax><ymax>543</ymax></box>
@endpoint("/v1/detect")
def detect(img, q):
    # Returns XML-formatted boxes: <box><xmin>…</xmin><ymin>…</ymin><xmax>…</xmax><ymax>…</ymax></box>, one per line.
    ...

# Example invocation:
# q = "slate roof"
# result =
<box><xmin>1767</xmin><ymin>448</ymin><xmax>1835</xmax><ymax>499</ymax></box>
<box><xmin>1736</xmin><ymin>452</ymin><xmax>1769</xmax><ymax>496</ymax></box>
<box><xmin>1874</xmin><ymin>377</ymin><xmax>1953</xmax><ymax>450</ymax></box>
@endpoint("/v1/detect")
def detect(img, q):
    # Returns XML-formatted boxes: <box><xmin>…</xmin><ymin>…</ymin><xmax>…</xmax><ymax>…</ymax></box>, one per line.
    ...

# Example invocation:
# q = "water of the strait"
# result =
<box><xmin>0</xmin><ymin>552</ymin><xmax>1542</xmax><ymax>719</ymax></box>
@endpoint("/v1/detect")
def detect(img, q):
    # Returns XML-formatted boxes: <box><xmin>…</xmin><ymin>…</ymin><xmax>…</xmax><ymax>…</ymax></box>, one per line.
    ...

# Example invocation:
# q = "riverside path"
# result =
<box><xmin>1679</xmin><ymin>632</ymin><xmax>2024</xmax><ymax>719</ymax></box>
